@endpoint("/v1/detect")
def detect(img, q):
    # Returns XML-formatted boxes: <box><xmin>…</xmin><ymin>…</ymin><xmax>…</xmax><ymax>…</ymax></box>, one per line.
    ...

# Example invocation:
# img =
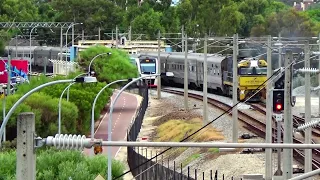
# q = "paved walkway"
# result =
<box><xmin>83</xmin><ymin>91</ymin><xmax>140</xmax><ymax>180</ymax></box>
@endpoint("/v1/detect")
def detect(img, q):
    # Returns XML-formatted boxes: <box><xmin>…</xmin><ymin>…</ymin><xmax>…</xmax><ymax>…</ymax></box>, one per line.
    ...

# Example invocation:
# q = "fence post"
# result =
<box><xmin>16</xmin><ymin>112</ymin><xmax>36</xmax><ymax>180</ymax></box>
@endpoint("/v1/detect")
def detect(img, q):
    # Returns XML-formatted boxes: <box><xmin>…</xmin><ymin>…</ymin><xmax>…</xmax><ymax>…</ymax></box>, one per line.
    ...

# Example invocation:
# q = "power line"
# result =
<box><xmin>113</xmin><ymin>67</ymin><xmax>282</xmax><ymax>179</ymax></box>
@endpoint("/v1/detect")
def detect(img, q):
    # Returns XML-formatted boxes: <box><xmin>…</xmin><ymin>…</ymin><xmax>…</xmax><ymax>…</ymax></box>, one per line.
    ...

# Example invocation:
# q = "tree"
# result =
<box><xmin>78</xmin><ymin>46</ymin><xmax>138</xmax><ymax>83</ymax></box>
<box><xmin>15</xmin><ymin>74</ymin><xmax>112</xmax><ymax>135</ymax></box>
<box><xmin>131</xmin><ymin>9</ymin><xmax>165</xmax><ymax>39</ymax></box>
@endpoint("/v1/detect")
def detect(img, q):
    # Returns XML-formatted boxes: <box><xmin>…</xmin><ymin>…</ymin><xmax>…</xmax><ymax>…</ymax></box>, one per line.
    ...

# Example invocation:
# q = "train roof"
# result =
<box><xmin>5</xmin><ymin>46</ymin><xmax>68</xmax><ymax>52</ymax></box>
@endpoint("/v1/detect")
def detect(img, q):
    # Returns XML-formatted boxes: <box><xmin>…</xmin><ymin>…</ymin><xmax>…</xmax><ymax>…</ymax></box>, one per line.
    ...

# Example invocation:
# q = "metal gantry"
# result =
<box><xmin>0</xmin><ymin>22</ymin><xmax>74</xmax><ymax>28</ymax></box>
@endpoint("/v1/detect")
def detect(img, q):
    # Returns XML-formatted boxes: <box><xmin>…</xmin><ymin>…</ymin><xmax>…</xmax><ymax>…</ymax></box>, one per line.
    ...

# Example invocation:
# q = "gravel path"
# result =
<box><xmin>135</xmin><ymin>89</ymin><xmax>279</xmax><ymax>179</ymax></box>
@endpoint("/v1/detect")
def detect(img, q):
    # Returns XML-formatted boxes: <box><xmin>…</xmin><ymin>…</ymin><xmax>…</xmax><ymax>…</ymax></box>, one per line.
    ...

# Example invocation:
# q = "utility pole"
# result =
<box><xmin>304</xmin><ymin>41</ymin><xmax>312</xmax><ymax>178</ymax></box>
<box><xmin>60</xmin><ymin>27</ymin><xmax>63</xmax><ymax>61</ymax></box>
<box><xmin>283</xmin><ymin>50</ymin><xmax>293</xmax><ymax>179</ymax></box>
<box><xmin>16</xmin><ymin>112</ymin><xmax>36</xmax><ymax>180</ymax></box>
<box><xmin>232</xmin><ymin>34</ymin><xmax>238</xmax><ymax>143</ymax></box>
<box><xmin>265</xmin><ymin>35</ymin><xmax>273</xmax><ymax>180</ymax></box>
<box><xmin>98</xmin><ymin>27</ymin><xmax>101</xmax><ymax>40</ymax></box>
<box><xmin>7</xmin><ymin>55</ymin><xmax>11</xmax><ymax>96</ymax></box>
<box><xmin>157</xmin><ymin>30</ymin><xmax>161</xmax><ymax>99</ymax></box>
<box><xmin>203</xmin><ymin>34</ymin><xmax>208</xmax><ymax>125</ymax></box>
<box><xmin>116</xmin><ymin>26</ymin><xmax>119</xmax><ymax>49</ymax></box>
<box><xmin>181</xmin><ymin>25</ymin><xmax>184</xmax><ymax>52</ymax></box>
<box><xmin>184</xmin><ymin>34</ymin><xmax>188</xmax><ymax>111</ymax></box>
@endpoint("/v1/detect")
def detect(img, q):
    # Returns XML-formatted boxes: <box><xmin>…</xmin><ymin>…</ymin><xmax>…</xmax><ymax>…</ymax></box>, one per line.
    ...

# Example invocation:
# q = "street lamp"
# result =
<box><xmin>58</xmin><ymin>73</ymin><xmax>88</xmax><ymax>134</ymax></box>
<box><xmin>65</xmin><ymin>53</ymin><xmax>111</xmax><ymax>101</ymax></box>
<box><xmin>88</xmin><ymin>52</ymin><xmax>112</xmax><ymax>74</ymax></box>
<box><xmin>106</xmin><ymin>74</ymin><xmax>160</xmax><ymax>180</ymax></box>
<box><xmin>0</xmin><ymin>76</ymin><xmax>98</xmax><ymax>147</ymax></box>
<box><xmin>90</xmin><ymin>79</ymin><xmax>128</xmax><ymax>155</ymax></box>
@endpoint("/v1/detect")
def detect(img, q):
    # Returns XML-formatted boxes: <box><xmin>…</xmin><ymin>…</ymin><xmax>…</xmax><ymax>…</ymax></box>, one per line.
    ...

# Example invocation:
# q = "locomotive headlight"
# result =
<box><xmin>241</xmin><ymin>90</ymin><xmax>245</xmax><ymax>94</ymax></box>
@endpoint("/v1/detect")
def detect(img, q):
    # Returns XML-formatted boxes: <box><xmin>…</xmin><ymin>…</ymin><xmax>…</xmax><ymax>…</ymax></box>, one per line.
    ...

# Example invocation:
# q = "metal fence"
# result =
<box><xmin>126</xmin><ymin>85</ymin><xmax>229</xmax><ymax>180</ymax></box>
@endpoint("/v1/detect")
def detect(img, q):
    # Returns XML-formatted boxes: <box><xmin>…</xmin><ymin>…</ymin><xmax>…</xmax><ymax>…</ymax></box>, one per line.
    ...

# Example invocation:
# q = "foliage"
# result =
<box><xmin>14</xmin><ymin>74</ymin><xmax>112</xmax><ymax>135</ymax></box>
<box><xmin>251</xmin><ymin>8</ymin><xmax>320</xmax><ymax>37</ymax></box>
<box><xmin>0</xmin><ymin>0</ymin><xmax>318</xmax><ymax>42</ymax></box>
<box><xmin>0</xmin><ymin>148</ymin><xmax>125</xmax><ymax>180</ymax></box>
<box><xmin>78</xmin><ymin>46</ymin><xmax>138</xmax><ymax>83</ymax></box>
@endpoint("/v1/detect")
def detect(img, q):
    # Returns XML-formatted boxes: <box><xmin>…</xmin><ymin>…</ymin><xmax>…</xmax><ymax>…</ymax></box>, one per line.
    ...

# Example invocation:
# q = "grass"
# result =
<box><xmin>182</xmin><ymin>153</ymin><xmax>201</xmax><ymax>168</ymax></box>
<box><xmin>207</xmin><ymin>148</ymin><xmax>219</xmax><ymax>153</ymax></box>
<box><xmin>154</xmin><ymin>118</ymin><xmax>224</xmax><ymax>142</ymax></box>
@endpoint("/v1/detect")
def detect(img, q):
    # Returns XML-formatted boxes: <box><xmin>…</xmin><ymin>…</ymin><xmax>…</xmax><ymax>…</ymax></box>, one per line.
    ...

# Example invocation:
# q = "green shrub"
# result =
<box><xmin>0</xmin><ymin>148</ymin><xmax>125</xmax><ymax>180</ymax></box>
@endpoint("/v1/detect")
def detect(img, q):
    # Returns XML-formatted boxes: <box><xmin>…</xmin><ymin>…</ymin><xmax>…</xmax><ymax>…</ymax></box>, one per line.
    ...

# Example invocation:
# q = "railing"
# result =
<box><xmin>126</xmin><ymin>84</ymin><xmax>230</xmax><ymax>180</ymax></box>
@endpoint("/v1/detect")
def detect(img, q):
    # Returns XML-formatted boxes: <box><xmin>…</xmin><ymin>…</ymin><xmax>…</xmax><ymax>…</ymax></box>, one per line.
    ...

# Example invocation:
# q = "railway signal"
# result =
<box><xmin>273</xmin><ymin>90</ymin><xmax>284</xmax><ymax>113</ymax></box>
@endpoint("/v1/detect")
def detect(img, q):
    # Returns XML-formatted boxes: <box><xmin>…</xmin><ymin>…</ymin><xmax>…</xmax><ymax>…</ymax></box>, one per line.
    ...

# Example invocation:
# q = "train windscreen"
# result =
<box><xmin>239</xmin><ymin>67</ymin><xmax>267</xmax><ymax>75</ymax></box>
<box><xmin>140</xmin><ymin>58</ymin><xmax>156</xmax><ymax>74</ymax></box>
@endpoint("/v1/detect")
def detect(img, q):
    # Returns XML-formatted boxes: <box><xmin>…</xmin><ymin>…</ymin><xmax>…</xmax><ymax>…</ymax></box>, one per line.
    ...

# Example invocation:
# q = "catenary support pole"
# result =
<box><xmin>304</xmin><ymin>41</ymin><xmax>312</xmax><ymax>177</ymax></box>
<box><xmin>7</xmin><ymin>55</ymin><xmax>11</xmax><ymax>96</ymax></box>
<box><xmin>82</xmin><ymin>29</ymin><xmax>84</xmax><ymax>41</ymax></box>
<box><xmin>16</xmin><ymin>112</ymin><xmax>35</xmax><ymax>180</ymax></box>
<box><xmin>72</xmin><ymin>25</ymin><xmax>74</xmax><ymax>46</ymax></box>
<box><xmin>128</xmin><ymin>26</ymin><xmax>132</xmax><ymax>42</ymax></box>
<box><xmin>181</xmin><ymin>25</ymin><xmax>184</xmax><ymax>52</ymax></box>
<box><xmin>157</xmin><ymin>30</ymin><xmax>161</xmax><ymax>99</ymax></box>
<box><xmin>60</xmin><ymin>27</ymin><xmax>63</xmax><ymax>61</ymax></box>
<box><xmin>232</xmin><ymin>34</ymin><xmax>238</xmax><ymax>143</ymax></box>
<box><xmin>203</xmin><ymin>34</ymin><xmax>208</xmax><ymax>125</ymax></box>
<box><xmin>283</xmin><ymin>50</ymin><xmax>293</xmax><ymax>179</ymax></box>
<box><xmin>278</xmin><ymin>33</ymin><xmax>282</xmax><ymax>69</ymax></box>
<box><xmin>318</xmin><ymin>33</ymin><xmax>320</xmax><ymax>117</ymax></box>
<box><xmin>116</xmin><ymin>25</ymin><xmax>118</xmax><ymax>49</ymax></box>
<box><xmin>98</xmin><ymin>27</ymin><xmax>101</xmax><ymax>40</ymax></box>
<box><xmin>2</xmin><ymin>88</ymin><xmax>5</xmax><ymax>143</ymax></box>
<box><xmin>265</xmin><ymin>35</ymin><xmax>273</xmax><ymax>180</ymax></box>
<box><xmin>184</xmin><ymin>34</ymin><xmax>188</xmax><ymax>111</ymax></box>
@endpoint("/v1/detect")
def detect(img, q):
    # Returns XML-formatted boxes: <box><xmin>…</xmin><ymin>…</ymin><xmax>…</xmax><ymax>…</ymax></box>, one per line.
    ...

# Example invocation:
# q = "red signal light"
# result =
<box><xmin>276</xmin><ymin>104</ymin><xmax>282</xmax><ymax>110</ymax></box>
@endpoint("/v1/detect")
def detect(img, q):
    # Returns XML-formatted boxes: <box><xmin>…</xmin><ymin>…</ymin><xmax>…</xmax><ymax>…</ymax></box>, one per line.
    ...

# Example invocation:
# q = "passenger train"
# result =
<box><xmin>130</xmin><ymin>55</ymin><xmax>161</xmax><ymax>87</ymax></box>
<box><xmin>135</xmin><ymin>52</ymin><xmax>268</xmax><ymax>102</ymax></box>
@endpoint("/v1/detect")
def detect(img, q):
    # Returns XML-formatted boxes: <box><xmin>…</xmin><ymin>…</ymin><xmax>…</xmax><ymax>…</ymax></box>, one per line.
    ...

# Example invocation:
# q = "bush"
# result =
<box><xmin>78</xmin><ymin>45</ymin><xmax>138</xmax><ymax>82</ymax></box>
<box><xmin>0</xmin><ymin>148</ymin><xmax>125</xmax><ymax>180</ymax></box>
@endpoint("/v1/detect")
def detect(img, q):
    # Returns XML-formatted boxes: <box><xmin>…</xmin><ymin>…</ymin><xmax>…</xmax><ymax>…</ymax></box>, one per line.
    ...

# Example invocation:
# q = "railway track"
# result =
<box><xmin>161</xmin><ymin>88</ymin><xmax>320</xmax><ymax>171</ymax></box>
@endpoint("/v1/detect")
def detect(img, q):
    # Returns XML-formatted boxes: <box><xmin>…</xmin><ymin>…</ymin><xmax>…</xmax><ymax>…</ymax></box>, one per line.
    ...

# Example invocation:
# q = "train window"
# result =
<box><xmin>191</xmin><ymin>66</ymin><xmax>194</xmax><ymax>72</ymax></box>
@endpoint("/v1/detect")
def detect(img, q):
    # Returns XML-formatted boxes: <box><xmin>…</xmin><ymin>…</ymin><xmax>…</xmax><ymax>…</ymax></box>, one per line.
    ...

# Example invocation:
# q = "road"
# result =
<box><xmin>83</xmin><ymin>91</ymin><xmax>139</xmax><ymax>157</ymax></box>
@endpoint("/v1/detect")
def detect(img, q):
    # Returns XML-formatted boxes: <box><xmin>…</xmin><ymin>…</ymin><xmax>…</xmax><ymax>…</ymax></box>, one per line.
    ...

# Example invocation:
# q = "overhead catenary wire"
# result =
<box><xmin>115</xmin><ymin>41</ymin><xmax>304</xmax><ymax>179</ymax></box>
<box><xmin>113</xmin><ymin>67</ymin><xmax>285</xmax><ymax>179</ymax></box>
<box><xmin>130</xmin><ymin>70</ymin><xmax>285</xmax><ymax>180</ymax></box>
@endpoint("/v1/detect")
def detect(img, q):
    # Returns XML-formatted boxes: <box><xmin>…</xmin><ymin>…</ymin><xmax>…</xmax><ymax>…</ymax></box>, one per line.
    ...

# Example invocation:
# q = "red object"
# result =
<box><xmin>276</xmin><ymin>104</ymin><xmax>282</xmax><ymax>110</ymax></box>
<box><xmin>141</xmin><ymin>137</ymin><xmax>148</xmax><ymax>140</ymax></box>
<box><xmin>0</xmin><ymin>59</ymin><xmax>28</xmax><ymax>83</ymax></box>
